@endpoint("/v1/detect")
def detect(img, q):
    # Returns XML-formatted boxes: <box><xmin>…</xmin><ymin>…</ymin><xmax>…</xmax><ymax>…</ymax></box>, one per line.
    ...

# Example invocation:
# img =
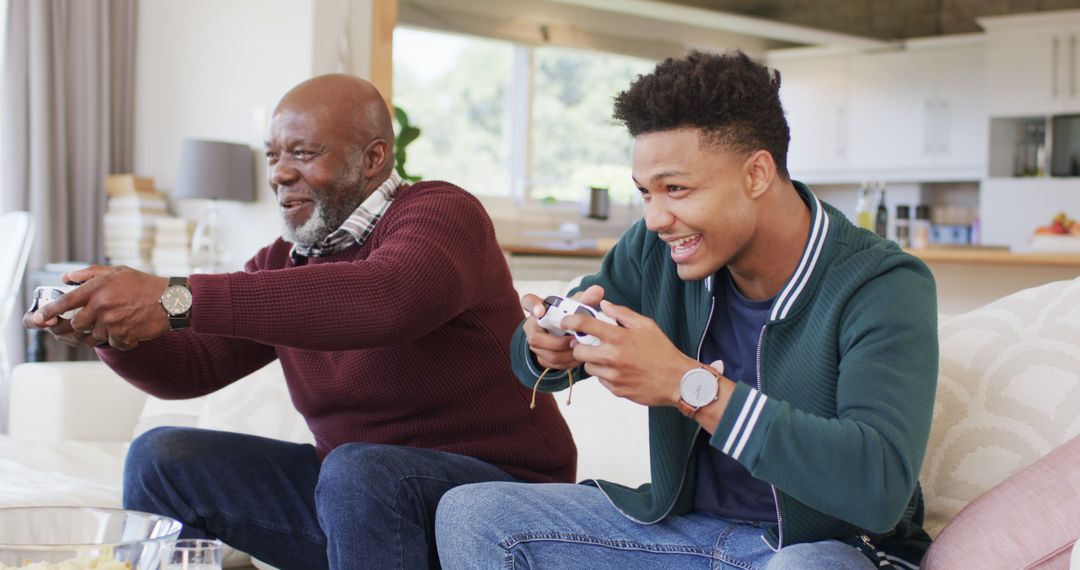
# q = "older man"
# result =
<box><xmin>26</xmin><ymin>74</ymin><xmax>575</xmax><ymax>570</ymax></box>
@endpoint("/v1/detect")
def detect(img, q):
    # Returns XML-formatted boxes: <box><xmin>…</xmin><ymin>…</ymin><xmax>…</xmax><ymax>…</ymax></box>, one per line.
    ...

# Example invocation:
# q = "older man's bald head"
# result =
<box><xmin>274</xmin><ymin>74</ymin><xmax>395</xmax><ymax>156</ymax></box>
<box><xmin>266</xmin><ymin>74</ymin><xmax>398</xmax><ymax>245</ymax></box>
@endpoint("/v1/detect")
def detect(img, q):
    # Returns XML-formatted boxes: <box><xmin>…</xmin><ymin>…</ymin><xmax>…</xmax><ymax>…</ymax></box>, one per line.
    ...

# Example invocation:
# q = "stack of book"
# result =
<box><xmin>103</xmin><ymin>175</ymin><xmax>166</xmax><ymax>271</ymax></box>
<box><xmin>151</xmin><ymin>217</ymin><xmax>196</xmax><ymax>275</ymax></box>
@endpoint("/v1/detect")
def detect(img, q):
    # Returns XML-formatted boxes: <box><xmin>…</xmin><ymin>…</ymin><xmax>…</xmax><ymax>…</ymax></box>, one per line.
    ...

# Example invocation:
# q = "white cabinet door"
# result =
<box><xmin>985</xmin><ymin>28</ymin><xmax>1058</xmax><ymax>116</ymax></box>
<box><xmin>774</xmin><ymin>56</ymin><xmax>850</xmax><ymax>177</ymax></box>
<box><xmin>772</xmin><ymin>44</ymin><xmax>984</xmax><ymax>181</ymax></box>
<box><xmin>847</xmin><ymin>51</ymin><xmax>934</xmax><ymax>172</ymax></box>
<box><xmin>1056</xmin><ymin>28</ymin><xmax>1080</xmax><ymax>113</ymax></box>
<box><xmin>934</xmin><ymin>46</ymin><xmax>986</xmax><ymax>171</ymax></box>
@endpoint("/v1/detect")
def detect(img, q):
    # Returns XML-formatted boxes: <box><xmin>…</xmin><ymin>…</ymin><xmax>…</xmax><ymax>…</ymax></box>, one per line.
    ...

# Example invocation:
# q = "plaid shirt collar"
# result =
<box><xmin>290</xmin><ymin>171</ymin><xmax>404</xmax><ymax>263</ymax></box>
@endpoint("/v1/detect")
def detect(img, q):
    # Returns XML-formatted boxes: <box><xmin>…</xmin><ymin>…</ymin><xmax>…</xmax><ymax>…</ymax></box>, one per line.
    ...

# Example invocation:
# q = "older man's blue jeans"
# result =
<box><xmin>123</xmin><ymin>427</ymin><xmax>517</xmax><ymax>570</ymax></box>
<box><xmin>436</xmin><ymin>482</ymin><xmax>878</xmax><ymax>570</ymax></box>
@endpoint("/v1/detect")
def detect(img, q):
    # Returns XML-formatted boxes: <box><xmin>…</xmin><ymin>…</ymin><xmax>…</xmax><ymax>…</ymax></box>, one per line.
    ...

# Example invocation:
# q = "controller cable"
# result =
<box><xmin>529</xmin><ymin>367</ymin><xmax>575</xmax><ymax>410</ymax></box>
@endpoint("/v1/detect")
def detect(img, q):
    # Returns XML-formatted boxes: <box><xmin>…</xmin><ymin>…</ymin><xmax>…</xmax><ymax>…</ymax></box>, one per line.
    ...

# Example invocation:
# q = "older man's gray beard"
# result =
<box><xmin>280</xmin><ymin>200</ymin><xmax>334</xmax><ymax>246</ymax></box>
<box><xmin>281</xmin><ymin>157</ymin><xmax>366</xmax><ymax>246</ymax></box>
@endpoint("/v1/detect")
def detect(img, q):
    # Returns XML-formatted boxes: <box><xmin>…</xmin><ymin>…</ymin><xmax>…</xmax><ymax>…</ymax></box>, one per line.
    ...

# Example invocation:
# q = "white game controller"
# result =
<box><xmin>30</xmin><ymin>285</ymin><xmax>81</xmax><ymax>320</ymax></box>
<box><xmin>537</xmin><ymin>295</ymin><xmax>617</xmax><ymax>346</ymax></box>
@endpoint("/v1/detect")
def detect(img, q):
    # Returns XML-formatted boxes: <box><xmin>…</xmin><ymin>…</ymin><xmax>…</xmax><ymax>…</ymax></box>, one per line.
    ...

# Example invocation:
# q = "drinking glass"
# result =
<box><xmin>160</xmin><ymin>538</ymin><xmax>223</xmax><ymax>570</ymax></box>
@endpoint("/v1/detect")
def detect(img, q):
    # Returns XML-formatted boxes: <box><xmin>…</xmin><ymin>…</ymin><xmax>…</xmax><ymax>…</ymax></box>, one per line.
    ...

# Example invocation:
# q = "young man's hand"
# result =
<box><xmin>562</xmin><ymin>299</ymin><xmax>701</xmax><ymax>408</ymax></box>
<box><xmin>520</xmin><ymin>285</ymin><xmax>605</xmax><ymax>370</ymax></box>
<box><xmin>24</xmin><ymin>265</ymin><xmax>172</xmax><ymax>350</ymax></box>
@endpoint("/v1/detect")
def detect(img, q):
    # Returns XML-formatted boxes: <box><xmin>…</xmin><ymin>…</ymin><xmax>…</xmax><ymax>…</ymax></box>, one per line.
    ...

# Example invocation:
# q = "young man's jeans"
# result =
<box><xmin>123</xmin><ymin>427</ymin><xmax>517</xmax><ymax>570</ymax></box>
<box><xmin>436</xmin><ymin>482</ymin><xmax>878</xmax><ymax>570</ymax></box>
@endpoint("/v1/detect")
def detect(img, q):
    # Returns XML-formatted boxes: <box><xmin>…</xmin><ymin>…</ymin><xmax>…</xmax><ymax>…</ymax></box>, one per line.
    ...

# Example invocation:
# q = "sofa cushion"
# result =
<box><xmin>0</xmin><ymin>437</ymin><xmax>126</xmax><ymax>508</ymax></box>
<box><xmin>134</xmin><ymin>396</ymin><xmax>203</xmax><ymax>438</ymax></box>
<box><xmin>922</xmin><ymin>435</ymin><xmax>1080</xmax><ymax>570</ymax></box>
<box><xmin>921</xmin><ymin>277</ymin><xmax>1080</xmax><ymax>537</ymax></box>
<box><xmin>134</xmin><ymin>363</ymin><xmax>312</xmax><ymax>445</ymax></box>
<box><xmin>194</xmin><ymin>362</ymin><xmax>314</xmax><ymax>445</ymax></box>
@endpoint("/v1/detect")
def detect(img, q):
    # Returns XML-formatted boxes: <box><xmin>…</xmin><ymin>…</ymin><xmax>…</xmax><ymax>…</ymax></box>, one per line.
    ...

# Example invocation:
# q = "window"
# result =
<box><xmin>393</xmin><ymin>28</ymin><xmax>514</xmax><ymax>197</ymax></box>
<box><xmin>393</xmin><ymin>27</ymin><xmax>652</xmax><ymax>204</ymax></box>
<box><xmin>530</xmin><ymin>46</ymin><xmax>653</xmax><ymax>204</ymax></box>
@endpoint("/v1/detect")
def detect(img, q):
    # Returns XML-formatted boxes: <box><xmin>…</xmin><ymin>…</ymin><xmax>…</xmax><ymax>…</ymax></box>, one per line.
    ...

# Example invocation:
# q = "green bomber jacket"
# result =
<box><xmin>511</xmin><ymin>181</ymin><xmax>938</xmax><ymax>566</ymax></box>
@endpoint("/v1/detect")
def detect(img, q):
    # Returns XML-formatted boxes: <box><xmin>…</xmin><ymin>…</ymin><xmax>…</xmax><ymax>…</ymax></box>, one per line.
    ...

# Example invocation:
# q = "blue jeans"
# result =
<box><xmin>123</xmin><ymin>427</ymin><xmax>517</xmax><ymax>570</ymax></box>
<box><xmin>436</xmin><ymin>482</ymin><xmax>877</xmax><ymax>570</ymax></box>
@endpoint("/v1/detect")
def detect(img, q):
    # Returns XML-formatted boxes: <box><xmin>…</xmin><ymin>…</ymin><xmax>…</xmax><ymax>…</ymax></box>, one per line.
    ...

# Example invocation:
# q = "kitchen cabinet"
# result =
<box><xmin>981</xmin><ymin>11</ymin><xmax>1080</xmax><ymax>115</ymax></box>
<box><xmin>931</xmin><ymin>44</ymin><xmax>986</xmax><ymax>171</ymax></box>
<box><xmin>846</xmin><ymin>50</ymin><xmax>929</xmax><ymax>172</ymax></box>
<box><xmin>773</xmin><ymin>53</ymin><xmax>852</xmax><ymax>177</ymax></box>
<box><xmin>768</xmin><ymin>37</ymin><xmax>984</xmax><ymax>182</ymax></box>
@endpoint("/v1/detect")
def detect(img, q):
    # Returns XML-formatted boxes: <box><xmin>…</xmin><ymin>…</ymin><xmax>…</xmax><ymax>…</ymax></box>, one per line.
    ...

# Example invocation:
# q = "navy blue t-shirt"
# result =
<box><xmin>693</xmin><ymin>269</ymin><xmax>777</xmax><ymax>522</ymax></box>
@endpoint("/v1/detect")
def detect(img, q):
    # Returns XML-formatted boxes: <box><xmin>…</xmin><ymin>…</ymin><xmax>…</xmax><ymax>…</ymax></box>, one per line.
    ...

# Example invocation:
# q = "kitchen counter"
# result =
<box><xmin>500</xmin><ymin>241</ymin><xmax>610</xmax><ymax>281</ymax></box>
<box><xmin>905</xmin><ymin>246</ymin><xmax>1080</xmax><ymax>268</ymax></box>
<box><xmin>501</xmin><ymin>243</ymin><xmax>1080</xmax><ymax>266</ymax></box>
<box><xmin>903</xmin><ymin>246</ymin><xmax>1080</xmax><ymax>313</ymax></box>
<box><xmin>500</xmin><ymin>243</ymin><xmax>1080</xmax><ymax>313</ymax></box>
<box><xmin>500</xmin><ymin>241</ymin><xmax>612</xmax><ymax>258</ymax></box>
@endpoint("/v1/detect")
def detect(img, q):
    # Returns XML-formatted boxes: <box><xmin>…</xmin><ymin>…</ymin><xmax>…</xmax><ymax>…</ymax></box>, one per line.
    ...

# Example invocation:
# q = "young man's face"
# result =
<box><xmin>632</xmin><ymin>128</ymin><xmax>758</xmax><ymax>282</ymax></box>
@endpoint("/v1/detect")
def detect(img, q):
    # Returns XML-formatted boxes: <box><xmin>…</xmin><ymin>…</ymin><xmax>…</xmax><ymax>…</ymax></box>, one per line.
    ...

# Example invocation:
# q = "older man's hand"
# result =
<box><xmin>24</xmin><ymin>265</ymin><xmax>172</xmax><ymax>350</ymax></box>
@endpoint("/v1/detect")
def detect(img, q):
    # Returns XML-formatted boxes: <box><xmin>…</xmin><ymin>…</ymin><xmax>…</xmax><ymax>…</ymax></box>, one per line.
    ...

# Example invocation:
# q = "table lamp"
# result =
<box><xmin>173</xmin><ymin>139</ymin><xmax>257</xmax><ymax>273</ymax></box>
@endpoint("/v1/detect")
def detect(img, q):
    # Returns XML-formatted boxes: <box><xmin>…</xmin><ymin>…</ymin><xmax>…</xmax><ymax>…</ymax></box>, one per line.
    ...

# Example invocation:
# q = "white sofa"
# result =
<box><xmin>2</xmin><ymin>278</ymin><xmax>1079</xmax><ymax>569</ymax></box>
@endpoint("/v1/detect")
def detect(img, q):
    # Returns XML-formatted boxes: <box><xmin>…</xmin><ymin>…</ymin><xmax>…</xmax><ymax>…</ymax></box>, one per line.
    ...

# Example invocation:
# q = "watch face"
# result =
<box><xmin>162</xmin><ymin>285</ymin><xmax>193</xmax><ymax>316</ymax></box>
<box><xmin>680</xmin><ymin>368</ymin><xmax>719</xmax><ymax>408</ymax></box>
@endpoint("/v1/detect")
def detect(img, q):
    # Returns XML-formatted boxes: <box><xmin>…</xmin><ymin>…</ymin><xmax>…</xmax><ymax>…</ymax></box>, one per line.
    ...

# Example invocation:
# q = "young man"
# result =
<box><xmin>436</xmin><ymin>51</ymin><xmax>937</xmax><ymax>569</ymax></box>
<box><xmin>25</xmin><ymin>74</ymin><xmax>575</xmax><ymax>570</ymax></box>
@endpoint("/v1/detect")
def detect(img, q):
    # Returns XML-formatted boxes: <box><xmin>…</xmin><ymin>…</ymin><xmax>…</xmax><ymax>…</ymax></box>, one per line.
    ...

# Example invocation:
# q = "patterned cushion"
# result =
<box><xmin>921</xmin><ymin>277</ymin><xmax>1080</xmax><ymax>537</ymax></box>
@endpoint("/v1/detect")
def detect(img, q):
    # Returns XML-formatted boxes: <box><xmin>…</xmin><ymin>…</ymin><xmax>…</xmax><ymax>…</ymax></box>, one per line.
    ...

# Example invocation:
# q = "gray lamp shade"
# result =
<box><xmin>173</xmin><ymin>139</ymin><xmax>257</xmax><ymax>202</ymax></box>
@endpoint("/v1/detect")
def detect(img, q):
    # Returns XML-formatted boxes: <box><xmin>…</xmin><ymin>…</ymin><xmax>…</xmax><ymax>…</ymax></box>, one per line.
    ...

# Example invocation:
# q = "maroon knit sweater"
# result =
<box><xmin>99</xmin><ymin>181</ymin><xmax>576</xmax><ymax>483</ymax></box>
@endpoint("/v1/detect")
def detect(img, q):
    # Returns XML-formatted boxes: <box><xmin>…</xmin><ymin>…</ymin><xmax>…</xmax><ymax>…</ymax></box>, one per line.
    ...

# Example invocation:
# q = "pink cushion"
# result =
<box><xmin>922</xmin><ymin>436</ymin><xmax>1080</xmax><ymax>570</ymax></box>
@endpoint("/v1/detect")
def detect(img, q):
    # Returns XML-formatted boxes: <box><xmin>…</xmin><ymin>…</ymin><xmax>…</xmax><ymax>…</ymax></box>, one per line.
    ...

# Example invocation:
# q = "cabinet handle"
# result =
<box><xmin>1071</xmin><ymin>34</ymin><xmax>1077</xmax><ymax>98</ymax></box>
<box><xmin>835</xmin><ymin>106</ymin><xmax>846</xmax><ymax>159</ymax></box>
<box><xmin>1053</xmin><ymin>36</ymin><xmax>1060</xmax><ymax>98</ymax></box>
<box><xmin>938</xmin><ymin>98</ymin><xmax>950</xmax><ymax>154</ymax></box>
<box><xmin>924</xmin><ymin>100</ymin><xmax>934</xmax><ymax>155</ymax></box>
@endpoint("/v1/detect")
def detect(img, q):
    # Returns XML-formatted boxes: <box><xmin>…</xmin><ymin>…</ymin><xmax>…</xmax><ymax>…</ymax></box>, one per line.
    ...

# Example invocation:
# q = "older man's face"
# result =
<box><xmin>265</xmin><ymin>107</ymin><xmax>366</xmax><ymax>246</ymax></box>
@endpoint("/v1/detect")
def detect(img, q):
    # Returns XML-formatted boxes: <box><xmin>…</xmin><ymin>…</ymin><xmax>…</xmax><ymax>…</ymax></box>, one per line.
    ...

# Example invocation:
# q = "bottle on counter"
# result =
<box><xmin>854</xmin><ymin>182</ymin><xmax>874</xmax><ymax>231</ymax></box>
<box><xmin>895</xmin><ymin>205</ymin><xmax>911</xmax><ymax>248</ymax></box>
<box><xmin>912</xmin><ymin>204</ymin><xmax>932</xmax><ymax>249</ymax></box>
<box><xmin>874</xmin><ymin>183</ymin><xmax>889</xmax><ymax>239</ymax></box>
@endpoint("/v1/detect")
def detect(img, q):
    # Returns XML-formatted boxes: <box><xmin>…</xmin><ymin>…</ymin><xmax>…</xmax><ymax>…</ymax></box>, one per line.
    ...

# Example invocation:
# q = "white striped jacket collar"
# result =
<box><xmin>704</xmin><ymin>183</ymin><xmax>831</xmax><ymax>323</ymax></box>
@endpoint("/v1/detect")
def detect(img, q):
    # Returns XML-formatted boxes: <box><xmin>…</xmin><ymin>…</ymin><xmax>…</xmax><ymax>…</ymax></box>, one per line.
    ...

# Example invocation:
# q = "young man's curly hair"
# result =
<box><xmin>613</xmin><ymin>50</ymin><xmax>791</xmax><ymax>180</ymax></box>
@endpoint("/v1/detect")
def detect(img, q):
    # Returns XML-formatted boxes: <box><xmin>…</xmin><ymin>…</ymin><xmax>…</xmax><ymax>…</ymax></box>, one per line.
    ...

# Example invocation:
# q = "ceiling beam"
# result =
<box><xmin>547</xmin><ymin>0</ymin><xmax>896</xmax><ymax>49</ymax></box>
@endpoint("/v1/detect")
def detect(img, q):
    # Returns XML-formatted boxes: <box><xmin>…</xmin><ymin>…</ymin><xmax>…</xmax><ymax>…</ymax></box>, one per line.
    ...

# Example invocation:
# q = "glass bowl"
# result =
<box><xmin>0</xmin><ymin>507</ymin><xmax>182</xmax><ymax>569</ymax></box>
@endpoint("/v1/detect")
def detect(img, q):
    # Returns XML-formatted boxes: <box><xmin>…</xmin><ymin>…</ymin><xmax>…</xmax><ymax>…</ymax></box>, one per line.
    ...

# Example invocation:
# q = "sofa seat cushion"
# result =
<box><xmin>921</xmin><ymin>277</ymin><xmax>1080</xmax><ymax>537</ymax></box>
<box><xmin>0</xmin><ymin>436</ymin><xmax>125</xmax><ymax>508</ymax></box>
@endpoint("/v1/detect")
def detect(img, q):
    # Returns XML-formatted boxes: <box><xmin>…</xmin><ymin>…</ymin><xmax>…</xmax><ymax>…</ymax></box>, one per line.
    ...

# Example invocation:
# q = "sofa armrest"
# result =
<box><xmin>9</xmin><ymin>361</ymin><xmax>146</xmax><ymax>443</ymax></box>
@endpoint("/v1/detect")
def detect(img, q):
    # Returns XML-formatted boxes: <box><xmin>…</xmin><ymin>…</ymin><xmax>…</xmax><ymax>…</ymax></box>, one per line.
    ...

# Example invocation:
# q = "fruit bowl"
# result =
<box><xmin>0</xmin><ymin>507</ymin><xmax>182</xmax><ymax>569</ymax></box>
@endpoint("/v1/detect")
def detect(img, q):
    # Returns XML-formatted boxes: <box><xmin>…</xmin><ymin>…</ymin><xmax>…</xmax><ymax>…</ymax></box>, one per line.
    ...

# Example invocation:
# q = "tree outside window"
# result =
<box><xmin>393</xmin><ymin>28</ymin><xmax>514</xmax><ymax>197</ymax></box>
<box><xmin>393</xmin><ymin>27</ymin><xmax>653</xmax><ymax>205</ymax></box>
<box><xmin>530</xmin><ymin>46</ymin><xmax>653</xmax><ymax>205</ymax></box>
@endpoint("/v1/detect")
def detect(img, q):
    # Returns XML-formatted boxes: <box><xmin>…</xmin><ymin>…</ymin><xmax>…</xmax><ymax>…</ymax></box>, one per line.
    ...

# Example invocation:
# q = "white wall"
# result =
<box><xmin>135</xmin><ymin>0</ymin><xmax>374</xmax><ymax>269</ymax></box>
